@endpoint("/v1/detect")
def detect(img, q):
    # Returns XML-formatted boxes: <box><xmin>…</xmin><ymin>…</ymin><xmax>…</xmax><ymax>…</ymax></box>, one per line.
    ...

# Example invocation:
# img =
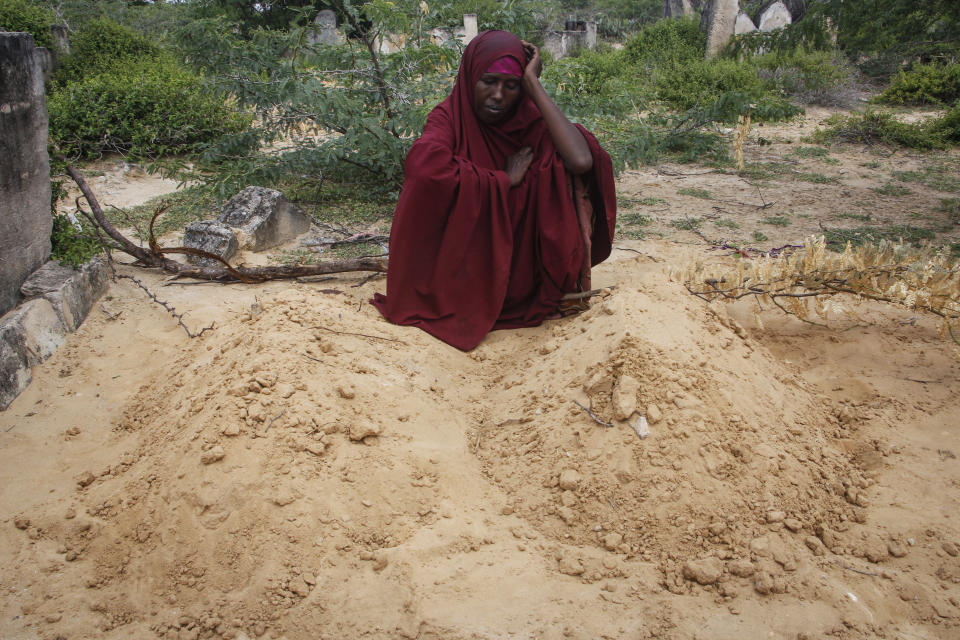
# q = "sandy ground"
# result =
<box><xmin>1</xmin><ymin>113</ymin><xmax>959</xmax><ymax>640</ymax></box>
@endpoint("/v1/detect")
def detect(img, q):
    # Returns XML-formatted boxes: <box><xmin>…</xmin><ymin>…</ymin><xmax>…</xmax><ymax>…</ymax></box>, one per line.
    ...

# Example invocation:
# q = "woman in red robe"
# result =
<box><xmin>372</xmin><ymin>30</ymin><xmax>616</xmax><ymax>351</ymax></box>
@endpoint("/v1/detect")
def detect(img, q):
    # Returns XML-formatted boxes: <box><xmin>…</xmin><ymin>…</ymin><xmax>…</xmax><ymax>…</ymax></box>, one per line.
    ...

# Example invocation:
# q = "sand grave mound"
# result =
<box><xmin>12</xmin><ymin>258</ymin><xmax>920</xmax><ymax>638</ymax></box>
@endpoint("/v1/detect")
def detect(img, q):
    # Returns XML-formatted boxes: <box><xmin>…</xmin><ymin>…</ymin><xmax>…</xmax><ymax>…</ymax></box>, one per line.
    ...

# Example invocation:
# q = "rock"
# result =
<box><xmin>943</xmin><ymin>541</ymin><xmax>958</xmax><ymax>557</ymax></box>
<box><xmin>888</xmin><ymin>541</ymin><xmax>909</xmax><ymax>558</ymax></box>
<box><xmin>682</xmin><ymin>557</ymin><xmax>724</xmax><ymax>585</ymax></box>
<box><xmin>727</xmin><ymin>559</ymin><xmax>755</xmax><ymax>577</ymax></box>
<box><xmin>759</xmin><ymin>1</ymin><xmax>792</xmax><ymax>32</ymax></box>
<box><xmin>276</xmin><ymin>383</ymin><xmax>295</xmax><ymax>399</ymax></box>
<box><xmin>583</xmin><ymin>370</ymin><xmax>613</xmax><ymax>395</ymax></box>
<box><xmin>182</xmin><ymin>221</ymin><xmax>239</xmax><ymax>267</ymax></box>
<box><xmin>349</xmin><ymin>421</ymin><xmax>381</xmax><ymax>441</ymax></box>
<box><xmin>20</xmin><ymin>258</ymin><xmax>110</xmax><ymax>331</ymax></box>
<box><xmin>557</xmin><ymin>553</ymin><xmax>584</xmax><ymax>576</ymax></box>
<box><xmin>753</xmin><ymin>571</ymin><xmax>772</xmax><ymax>595</ymax></box>
<box><xmin>784</xmin><ymin>518</ymin><xmax>803</xmax><ymax>533</ymax></box>
<box><xmin>306</xmin><ymin>9</ymin><xmax>343</xmax><ymax>46</ymax></box>
<box><xmin>372</xmin><ymin>554</ymin><xmax>389</xmax><ymax>572</ymax></box>
<box><xmin>766</xmin><ymin>511</ymin><xmax>786</xmax><ymax>524</ymax></box>
<box><xmin>701</xmin><ymin>0</ymin><xmax>740</xmax><ymax>57</ymax></box>
<box><xmin>560</xmin><ymin>490</ymin><xmax>577</xmax><ymax>507</ymax></box>
<box><xmin>557</xmin><ymin>506</ymin><xmax>577</xmax><ymax>525</ymax></box>
<box><xmin>646</xmin><ymin>403</ymin><xmax>662</xmax><ymax>424</ymax></box>
<box><xmin>630</xmin><ymin>415</ymin><xmax>650</xmax><ymax>440</ymax></box>
<box><xmin>337</xmin><ymin>384</ymin><xmax>356</xmax><ymax>399</ymax></box>
<box><xmin>1</xmin><ymin>298</ymin><xmax>67</xmax><ymax>409</ymax></box>
<box><xmin>708</xmin><ymin>521</ymin><xmax>726</xmax><ymax>536</ymax></box>
<box><xmin>612</xmin><ymin>375</ymin><xmax>640</xmax><ymax>420</ymax></box>
<box><xmin>218</xmin><ymin>186</ymin><xmax>311</xmax><ymax>251</ymax></box>
<box><xmin>735</xmin><ymin>11</ymin><xmax>757</xmax><ymax>34</ymax></box>
<box><xmin>200</xmin><ymin>446</ymin><xmax>225</xmax><ymax>465</ymax></box>
<box><xmin>13</xmin><ymin>515</ymin><xmax>30</xmax><ymax>530</ymax></box>
<box><xmin>603</xmin><ymin>533</ymin><xmax>623</xmax><ymax>551</ymax></box>
<box><xmin>558</xmin><ymin>469</ymin><xmax>581</xmax><ymax>491</ymax></box>
<box><xmin>750</xmin><ymin>536</ymin><xmax>771</xmax><ymax>557</ymax></box>
<box><xmin>272</xmin><ymin>488</ymin><xmax>297</xmax><ymax>506</ymax></box>
<box><xmin>222</xmin><ymin>424</ymin><xmax>241</xmax><ymax>437</ymax></box>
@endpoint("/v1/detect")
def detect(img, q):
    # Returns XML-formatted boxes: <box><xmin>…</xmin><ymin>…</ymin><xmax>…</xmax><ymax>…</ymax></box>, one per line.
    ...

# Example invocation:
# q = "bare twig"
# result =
<box><xmin>312</xmin><ymin>324</ymin><xmax>404</xmax><ymax>344</ymax></box>
<box><xmin>265</xmin><ymin>410</ymin><xmax>286</xmax><ymax>433</ymax></box>
<box><xmin>572</xmin><ymin>400</ymin><xmax>613</xmax><ymax>428</ymax></box>
<box><xmin>99</xmin><ymin>304</ymin><xmax>121</xmax><ymax>320</ymax></box>
<box><xmin>117</xmin><ymin>274</ymin><xmax>214</xmax><ymax>338</ymax></box>
<box><xmin>303</xmin><ymin>353</ymin><xmax>323</xmax><ymax>364</ymax></box>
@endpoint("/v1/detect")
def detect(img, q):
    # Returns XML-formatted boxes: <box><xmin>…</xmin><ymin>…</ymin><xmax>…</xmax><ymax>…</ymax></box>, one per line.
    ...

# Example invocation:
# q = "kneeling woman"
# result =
<box><xmin>372</xmin><ymin>30</ymin><xmax>616</xmax><ymax>351</ymax></box>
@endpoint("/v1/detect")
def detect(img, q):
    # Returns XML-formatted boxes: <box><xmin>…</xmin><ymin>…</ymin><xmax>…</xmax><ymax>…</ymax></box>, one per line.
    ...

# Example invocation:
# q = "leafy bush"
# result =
<box><xmin>623</xmin><ymin>16</ymin><xmax>703</xmax><ymax>68</ymax></box>
<box><xmin>812</xmin><ymin>110</ymin><xmax>955</xmax><ymax>150</ymax></box>
<box><xmin>50</xmin><ymin>214</ymin><xmax>103</xmax><ymax>268</ymax></box>
<box><xmin>0</xmin><ymin>0</ymin><xmax>54</xmax><ymax>48</ymax></box>
<box><xmin>49</xmin><ymin>58</ymin><xmax>248</xmax><ymax>159</ymax></box>
<box><xmin>755</xmin><ymin>49</ymin><xmax>858</xmax><ymax>105</ymax></box>
<box><xmin>877</xmin><ymin>63</ymin><xmax>960</xmax><ymax>106</ymax></box>
<box><xmin>654</xmin><ymin>57</ymin><xmax>765</xmax><ymax>111</ymax></box>
<box><xmin>55</xmin><ymin>17</ymin><xmax>163</xmax><ymax>84</ymax></box>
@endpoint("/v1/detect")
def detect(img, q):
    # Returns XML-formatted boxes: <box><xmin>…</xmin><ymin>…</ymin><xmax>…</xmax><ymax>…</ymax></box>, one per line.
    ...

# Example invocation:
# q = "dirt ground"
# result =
<box><xmin>1</xmin><ymin>108</ymin><xmax>959</xmax><ymax>640</ymax></box>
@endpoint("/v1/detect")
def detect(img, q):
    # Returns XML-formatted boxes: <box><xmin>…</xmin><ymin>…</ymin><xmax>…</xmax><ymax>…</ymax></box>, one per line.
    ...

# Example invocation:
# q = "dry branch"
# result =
<box><xmin>66</xmin><ymin>165</ymin><xmax>388</xmax><ymax>283</ymax></box>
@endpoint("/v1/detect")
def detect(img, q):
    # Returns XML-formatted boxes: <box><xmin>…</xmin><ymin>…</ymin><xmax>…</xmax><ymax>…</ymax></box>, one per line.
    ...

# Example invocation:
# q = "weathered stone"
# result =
<box><xmin>612</xmin><ymin>374</ymin><xmax>640</xmax><ymax>420</ymax></box>
<box><xmin>1</xmin><ymin>299</ymin><xmax>66</xmax><ymax>409</ymax></box>
<box><xmin>700</xmin><ymin>0</ymin><xmax>740</xmax><ymax>57</ymax></box>
<box><xmin>182</xmin><ymin>221</ymin><xmax>239</xmax><ymax>267</ymax></box>
<box><xmin>307</xmin><ymin>10</ymin><xmax>343</xmax><ymax>46</ymax></box>
<box><xmin>664</xmin><ymin>0</ymin><xmax>695</xmax><ymax>18</ymax></box>
<box><xmin>759</xmin><ymin>1</ymin><xmax>792</xmax><ymax>32</ymax></box>
<box><xmin>1</xmin><ymin>33</ymin><xmax>52</xmax><ymax>316</ymax></box>
<box><xmin>735</xmin><ymin>11</ymin><xmax>758</xmax><ymax>35</ymax></box>
<box><xmin>20</xmin><ymin>258</ymin><xmax>109</xmax><ymax>331</ymax></box>
<box><xmin>218</xmin><ymin>187</ymin><xmax>311</xmax><ymax>251</ymax></box>
<box><xmin>558</xmin><ymin>468</ymin><xmax>581</xmax><ymax>491</ymax></box>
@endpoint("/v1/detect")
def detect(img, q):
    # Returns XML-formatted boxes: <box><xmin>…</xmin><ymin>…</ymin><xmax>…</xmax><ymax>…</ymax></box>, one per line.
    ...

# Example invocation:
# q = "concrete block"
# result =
<box><xmin>183</xmin><ymin>221</ymin><xmax>239</xmax><ymax>266</ymax></box>
<box><xmin>218</xmin><ymin>187</ymin><xmax>311</xmax><ymax>251</ymax></box>
<box><xmin>759</xmin><ymin>1</ymin><xmax>792</xmax><ymax>31</ymax></box>
<box><xmin>0</xmin><ymin>299</ymin><xmax>66</xmax><ymax>410</ymax></box>
<box><xmin>20</xmin><ymin>258</ymin><xmax>110</xmax><ymax>331</ymax></box>
<box><xmin>0</xmin><ymin>33</ymin><xmax>52</xmax><ymax>317</ymax></box>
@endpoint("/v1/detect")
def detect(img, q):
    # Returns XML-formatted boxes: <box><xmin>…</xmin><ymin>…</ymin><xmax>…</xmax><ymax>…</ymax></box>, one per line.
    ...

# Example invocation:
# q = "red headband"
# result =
<box><xmin>486</xmin><ymin>55</ymin><xmax>523</xmax><ymax>77</ymax></box>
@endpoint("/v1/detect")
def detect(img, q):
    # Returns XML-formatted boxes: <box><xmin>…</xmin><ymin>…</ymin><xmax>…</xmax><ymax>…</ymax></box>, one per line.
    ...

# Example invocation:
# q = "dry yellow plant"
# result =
<box><xmin>733</xmin><ymin>112</ymin><xmax>751</xmax><ymax>173</ymax></box>
<box><xmin>673</xmin><ymin>236</ymin><xmax>960</xmax><ymax>343</ymax></box>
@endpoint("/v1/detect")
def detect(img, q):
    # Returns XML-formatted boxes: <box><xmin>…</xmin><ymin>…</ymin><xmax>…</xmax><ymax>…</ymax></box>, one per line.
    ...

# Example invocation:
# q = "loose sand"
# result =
<box><xmin>2</xmin><ymin>110</ymin><xmax>959</xmax><ymax>639</ymax></box>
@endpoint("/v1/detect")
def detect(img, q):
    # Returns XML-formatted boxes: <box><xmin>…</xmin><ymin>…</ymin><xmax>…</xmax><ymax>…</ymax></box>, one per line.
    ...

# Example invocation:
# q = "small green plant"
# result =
<box><xmin>859</xmin><ymin>160</ymin><xmax>882</xmax><ymax>169</ymax></box>
<box><xmin>788</xmin><ymin>146</ymin><xmax>830</xmax><ymax>160</ymax></box>
<box><xmin>838</xmin><ymin>212</ymin><xmax>872</xmax><ymax>222</ymax></box>
<box><xmin>893</xmin><ymin>165</ymin><xmax>960</xmax><ymax>192</ymax></box>
<box><xmin>795</xmin><ymin>172</ymin><xmax>840</xmax><ymax>184</ymax></box>
<box><xmin>938</xmin><ymin>198</ymin><xmax>960</xmax><ymax>224</ymax></box>
<box><xmin>670</xmin><ymin>217</ymin><xmax>702</xmax><ymax>231</ymax></box>
<box><xmin>636</xmin><ymin>197</ymin><xmax>667</xmax><ymax>206</ymax></box>
<box><xmin>813</xmin><ymin>110</ymin><xmax>951</xmax><ymax>150</ymax></box>
<box><xmin>823</xmin><ymin>225</ymin><xmax>937</xmax><ymax>249</ymax></box>
<box><xmin>677</xmin><ymin>187</ymin><xmax>712</xmax><ymax>199</ymax></box>
<box><xmin>752</xmin><ymin>230</ymin><xmax>769</xmax><ymax>243</ymax></box>
<box><xmin>50</xmin><ymin>215</ymin><xmax>103</xmax><ymax>268</ymax></box>
<box><xmin>715</xmin><ymin>218</ymin><xmax>740</xmax><ymax>229</ymax></box>
<box><xmin>872</xmin><ymin>183</ymin><xmax>913</xmax><ymax>196</ymax></box>
<box><xmin>0</xmin><ymin>0</ymin><xmax>54</xmax><ymax>48</ymax></box>
<box><xmin>619</xmin><ymin>212</ymin><xmax>654</xmax><ymax>239</ymax></box>
<box><xmin>877</xmin><ymin>63</ymin><xmax>960</xmax><ymax>106</ymax></box>
<box><xmin>761</xmin><ymin>215</ymin><xmax>791</xmax><ymax>227</ymax></box>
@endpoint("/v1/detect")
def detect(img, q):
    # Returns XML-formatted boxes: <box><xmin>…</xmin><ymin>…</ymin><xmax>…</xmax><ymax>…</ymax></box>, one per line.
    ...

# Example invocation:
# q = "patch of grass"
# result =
<box><xmin>618</xmin><ymin>213</ymin><xmax>654</xmax><ymax>239</ymax></box>
<box><xmin>618</xmin><ymin>195</ymin><xmax>666</xmax><ymax>208</ymax></box>
<box><xmin>859</xmin><ymin>160</ymin><xmax>882</xmax><ymax>169</ymax></box>
<box><xmin>670</xmin><ymin>217</ymin><xmax>703</xmax><ymax>231</ymax></box>
<box><xmin>738</xmin><ymin>162</ymin><xmax>790</xmax><ymax>181</ymax></box>
<box><xmin>120</xmin><ymin>184</ymin><xmax>221</xmax><ymax>239</ymax></box>
<box><xmin>752</xmin><ymin>230</ymin><xmax>769</xmax><ymax>243</ymax></box>
<box><xmin>871</xmin><ymin>183</ymin><xmax>913</xmax><ymax>197</ymax></box>
<box><xmin>621</xmin><ymin>213</ymin><xmax>654</xmax><ymax>226</ymax></box>
<box><xmin>838</xmin><ymin>212</ymin><xmax>872</xmax><ymax>222</ymax></box>
<box><xmin>760</xmin><ymin>215</ymin><xmax>791</xmax><ymax>226</ymax></box>
<box><xmin>938</xmin><ymin>198</ymin><xmax>960</xmax><ymax>224</ymax></box>
<box><xmin>714</xmin><ymin>218</ymin><xmax>740</xmax><ymax>229</ymax></box>
<box><xmin>788</xmin><ymin>146</ymin><xmax>830</xmax><ymax>159</ymax></box>
<box><xmin>822</xmin><ymin>225</ymin><xmax>937</xmax><ymax>249</ymax></box>
<box><xmin>892</xmin><ymin>165</ymin><xmax>960</xmax><ymax>192</ymax></box>
<box><xmin>677</xmin><ymin>187</ymin><xmax>712</xmax><ymax>199</ymax></box>
<box><xmin>795</xmin><ymin>172</ymin><xmax>840</xmax><ymax>184</ymax></box>
<box><xmin>285</xmin><ymin>178</ymin><xmax>394</xmax><ymax>226</ymax></box>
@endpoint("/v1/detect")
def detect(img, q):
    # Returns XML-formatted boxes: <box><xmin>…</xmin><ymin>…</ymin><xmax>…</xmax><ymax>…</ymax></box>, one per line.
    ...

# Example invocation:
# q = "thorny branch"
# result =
<box><xmin>117</xmin><ymin>274</ymin><xmax>215</xmax><ymax>338</ymax></box>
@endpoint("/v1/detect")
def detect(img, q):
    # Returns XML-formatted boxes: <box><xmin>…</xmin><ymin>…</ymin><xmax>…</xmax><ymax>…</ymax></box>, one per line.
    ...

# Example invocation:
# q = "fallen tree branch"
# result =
<box><xmin>65</xmin><ymin>165</ymin><xmax>388</xmax><ymax>282</ymax></box>
<box><xmin>117</xmin><ymin>274</ymin><xmax>215</xmax><ymax>338</ymax></box>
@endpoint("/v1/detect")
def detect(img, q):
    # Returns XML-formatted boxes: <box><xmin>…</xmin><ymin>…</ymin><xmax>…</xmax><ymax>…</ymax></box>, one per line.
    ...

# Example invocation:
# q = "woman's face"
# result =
<box><xmin>474</xmin><ymin>72</ymin><xmax>522</xmax><ymax>125</ymax></box>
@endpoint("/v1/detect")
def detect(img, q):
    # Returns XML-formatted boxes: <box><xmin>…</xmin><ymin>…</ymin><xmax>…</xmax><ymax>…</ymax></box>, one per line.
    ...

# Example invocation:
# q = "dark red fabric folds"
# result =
<box><xmin>372</xmin><ymin>30</ymin><xmax>616</xmax><ymax>351</ymax></box>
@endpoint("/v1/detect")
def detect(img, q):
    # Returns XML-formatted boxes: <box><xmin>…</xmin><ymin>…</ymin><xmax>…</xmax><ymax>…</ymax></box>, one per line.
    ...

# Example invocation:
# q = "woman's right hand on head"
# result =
<box><xmin>505</xmin><ymin>146</ymin><xmax>534</xmax><ymax>187</ymax></box>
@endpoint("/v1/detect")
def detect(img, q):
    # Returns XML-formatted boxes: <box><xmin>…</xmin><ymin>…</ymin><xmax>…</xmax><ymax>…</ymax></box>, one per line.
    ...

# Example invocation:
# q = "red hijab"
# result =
<box><xmin>372</xmin><ymin>31</ymin><xmax>616</xmax><ymax>350</ymax></box>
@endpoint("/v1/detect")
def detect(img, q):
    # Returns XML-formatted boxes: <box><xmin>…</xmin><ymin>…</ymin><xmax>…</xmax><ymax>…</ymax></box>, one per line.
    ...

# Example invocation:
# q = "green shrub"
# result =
<box><xmin>755</xmin><ymin>49</ymin><xmax>857</xmax><ymax>105</ymax></box>
<box><xmin>0</xmin><ymin>0</ymin><xmax>54</xmax><ymax>48</ymax></box>
<box><xmin>49</xmin><ymin>58</ymin><xmax>248</xmax><ymax>159</ymax></box>
<box><xmin>654</xmin><ymin>57</ymin><xmax>764</xmax><ymax>111</ymax></box>
<box><xmin>812</xmin><ymin>110</ymin><xmax>949</xmax><ymax>150</ymax></box>
<box><xmin>55</xmin><ymin>17</ymin><xmax>163</xmax><ymax>84</ymax></box>
<box><xmin>878</xmin><ymin>63</ymin><xmax>960</xmax><ymax>105</ymax></box>
<box><xmin>623</xmin><ymin>16</ymin><xmax>703</xmax><ymax>67</ymax></box>
<box><xmin>927</xmin><ymin>102</ymin><xmax>960</xmax><ymax>144</ymax></box>
<box><xmin>50</xmin><ymin>214</ymin><xmax>103</xmax><ymax>268</ymax></box>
